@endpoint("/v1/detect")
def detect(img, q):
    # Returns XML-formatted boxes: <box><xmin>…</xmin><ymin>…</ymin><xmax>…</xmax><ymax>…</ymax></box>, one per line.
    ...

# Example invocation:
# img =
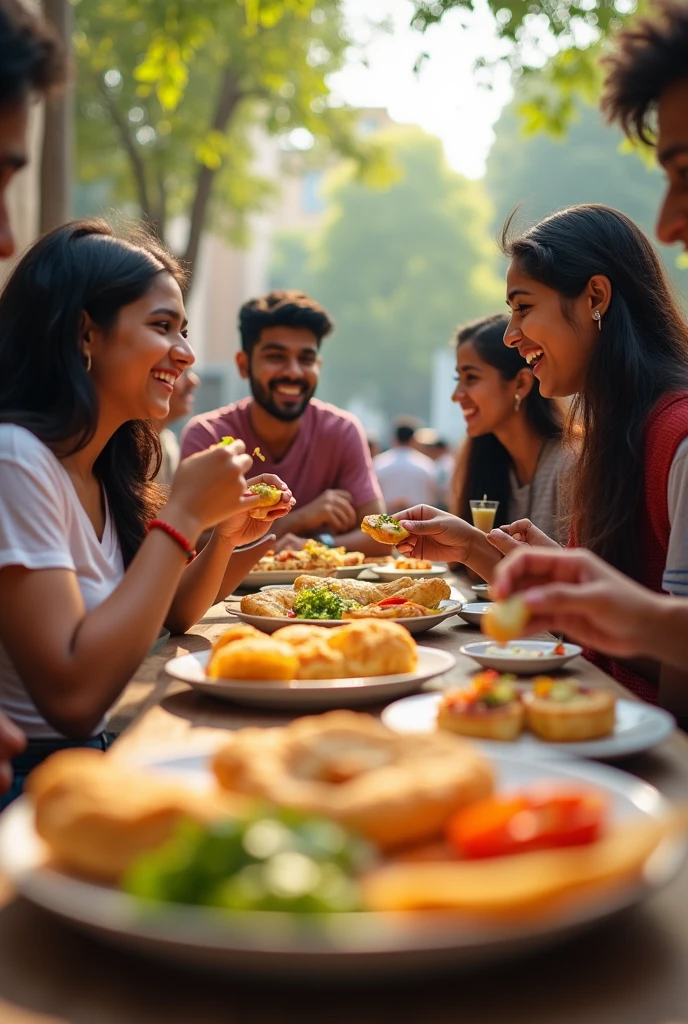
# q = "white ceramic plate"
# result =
<box><xmin>381</xmin><ymin>691</ymin><xmax>676</xmax><ymax>760</ymax></box>
<box><xmin>471</xmin><ymin>583</ymin><xmax>490</xmax><ymax>598</ymax></box>
<box><xmin>460</xmin><ymin>639</ymin><xmax>583</xmax><ymax>674</ymax></box>
<box><xmin>240</xmin><ymin>565</ymin><xmax>365</xmax><ymax>589</ymax></box>
<box><xmin>365</xmin><ymin>564</ymin><xmax>449</xmax><ymax>582</ymax></box>
<box><xmin>457</xmin><ymin>602</ymin><xmax>492</xmax><ymax>626</ymax></box>
<box><xmin>1</xmin><ymin>752</ymin><xmax>682</xmax><ymax>978</ymax></box>
<box><xmin>229</xmin><ymin>599</ymin><xmax>466</xmax><ymax>636</ymax></box>
<box><xmin>164</xmin><ymin>647</ymin><xmax>455</xmax><ymax>710</ymax></box>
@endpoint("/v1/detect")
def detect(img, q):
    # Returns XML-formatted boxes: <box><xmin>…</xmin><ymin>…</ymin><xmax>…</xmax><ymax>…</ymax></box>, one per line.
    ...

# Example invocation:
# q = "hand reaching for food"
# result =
<box><xmin>486</xmin><ymin>518</ymin><xmax>559</xmax><ymax>557</ymax></box>
<box><xmin>392</xmin><ymin>505</ymin><xmax>477</xmax><ymax>563</ymax></box>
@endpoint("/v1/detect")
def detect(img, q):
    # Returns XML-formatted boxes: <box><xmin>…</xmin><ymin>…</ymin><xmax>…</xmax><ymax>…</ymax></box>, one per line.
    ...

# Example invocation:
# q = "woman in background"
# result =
<box><xmin>452</xmin><ymin>314</ymin><xmax>571</xmax><ymax>543</ymax></box>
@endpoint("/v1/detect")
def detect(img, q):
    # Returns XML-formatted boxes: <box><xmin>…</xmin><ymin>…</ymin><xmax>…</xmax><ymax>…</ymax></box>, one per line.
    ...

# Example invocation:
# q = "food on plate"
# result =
<box><xmin>364</xmin><ymin>555</ymin><xmax>394</xmax><ymax>564</ymax></box>
<box><xmin>393</xmin><ymin>557</ymin><xmax>434</xmax><ymax>570</ymax></box>
<box><xmin>241</xmin><ymin>575</ymin><xmax>452</xmax><ymax>621</ymax></box>
<box><xmin>446</xmin><ymin>787</ymin><xmax>607</xmax><ymax>859</ymax></box>
<box><xmin>437</xmin><ymin>671</ymin><xmax>525</xmax><ymax>741</ymax></box>
<box><xmin>327</xmin><ymin>620</ymin><xmax>417</xmax><ymax>676</ymax></box>
<box><xmin>27</xmin><ymin>749</ymin><xmax>247</xmax><ymax>883</ymax></box>
<box><xmin>482</xmin><ymin>596</ymin><xmax>530</xmax><ymax>644</ymax></box>
<box><xmin>210</xmin><ymin>623</ymin><xmax>263</xmax><ymax>657</ymax></box>
<box><xmin>272</xmin><ymin>624</ymin><xmax>335</xmax><ymax>647</ymax></box>
<box><xmin>361</xmin><ymin>814</ymin><xmax>674</xmax><ymax>916</ymax></box>
<box><xmin>484</xmin><ymin>645</ymin><xmax>549</xmax><ymax>659</ymax></box>
<box><xmin>212</xmin><ymin>711</ymin><xmax>494</xmax><ymax>850</ymax></box>
<box><xmin>361</xmin><ymin>513</ymin><xmax>410</xmax><ymax>545</ymax></box>
<box><xmin>292</xmin><ymin>586</ymin><xmax>359</xmax><ymax>620</ymax></box>
<box><xmin>249</xmin><ymin>539</ymin><xmax>365</xmax><ymax>574</ymax></box>
<box><xmin>292</xmin><ymin>638</ymin><xmax>346</xmax><ymax>679</ymax></box>
<box><xmin>124</xmin><ymin>807</ymin><xmax>372</xmax><ymax>913</ymax></box>
<box><xmin>207</xmin><ymin>637</ymin><xmax>298</xmax><ymax>681</ymax></box>
<box><xmin>523</xmin><ymin>678</ymin><xmax>616</xmax><ymax>742</ymax></box>
<box><xmin>217</xmin><ymin>435</ymin><xmax>265</xmax><ymax>461</ymax></box>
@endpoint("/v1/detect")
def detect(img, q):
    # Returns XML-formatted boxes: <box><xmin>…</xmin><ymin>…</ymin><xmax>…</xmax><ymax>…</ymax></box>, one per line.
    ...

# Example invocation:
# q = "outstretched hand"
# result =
<box><xmin>486</xmin><ymin>518</ymin><xmax>559</xmax><ymax>557</ymax></box>
<box><xmin>394</xmin><ymin>505</ymin><xmax>477</xmax><ymax>563</ymax></box>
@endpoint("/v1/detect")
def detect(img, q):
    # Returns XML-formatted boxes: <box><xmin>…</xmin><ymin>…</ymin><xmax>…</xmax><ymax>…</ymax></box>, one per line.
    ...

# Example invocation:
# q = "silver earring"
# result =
<box><xmin>593</xmin><ymin>311</ymin><xmax>602</xmax><ymax>332</ymax></box>
<box><xmin>84</xmin><ymin>352</ymin><xmax>92</xmax><ymax>373</ymax></box>
<box><xmin>514</xmin><ymin>393</ymin><xmax>521</xmax><ymax>411</ymax></box>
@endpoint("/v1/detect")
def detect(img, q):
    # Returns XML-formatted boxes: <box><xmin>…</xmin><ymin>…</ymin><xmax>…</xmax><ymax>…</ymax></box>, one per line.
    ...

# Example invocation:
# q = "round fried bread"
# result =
<box><xmin>210</xmin><ymin>623</ymin><xmax>263</xmax><ymax>657</ymax></box>
<box><xmin>327</xmin><ymin>620</ymin><xmax>418</xmax><ymax>676</ymax></box>
<box><xmin>294</xmin><ymin>638</ymin><xmax>346</xmax><ymax>679</ymax></box>
<box><xmin>207</xmin><ymin>637</ymin><xmax>298</xmax><ymax>680</ymax></box>
<box><xmin>272</xmin><ymin>624</ymin><xmax>332</xmax><ymax>647</ymax></box>
<box><xmin>212</xmin><ymin>711</ymin><xmax>494</xmax><ymax>850</ymax></box>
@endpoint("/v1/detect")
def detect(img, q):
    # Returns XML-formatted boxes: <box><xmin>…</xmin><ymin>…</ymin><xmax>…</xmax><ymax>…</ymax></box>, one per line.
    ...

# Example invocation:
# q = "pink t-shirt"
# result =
<box><xmin>180</xmin><ymin>397</ymin><xmax>382</xmax><ymax>523</ymax></box>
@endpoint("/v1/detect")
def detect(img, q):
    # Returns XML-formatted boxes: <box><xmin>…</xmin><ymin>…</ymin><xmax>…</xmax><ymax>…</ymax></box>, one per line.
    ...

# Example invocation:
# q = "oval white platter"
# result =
<box><xmin>229</xmin><ymin>599</ymin><xmax>466</xmax><ymax>636</ymax></box>
<box><xmin>0</xmin><ymin>752</ymin><xmax>682</xmax><ymax>978</ymax></box>
<box><xmin>240</xmin><ymin>564</ymin><xmax>365</xmax><ymax>589</ymax></box>
<box><xmin>460</xmin><ymin>640</ymin><xmax>583</xmax><ymax>674</ymax></box>
<box><xmin>164</xmin><ymin>647</ymin><xmax>456</xmax><ymax>710</ymax></box>
<box><xmin>381</xmin><ymin>691</ymin><xmax>676</xmax><ymax>760</ymax></box>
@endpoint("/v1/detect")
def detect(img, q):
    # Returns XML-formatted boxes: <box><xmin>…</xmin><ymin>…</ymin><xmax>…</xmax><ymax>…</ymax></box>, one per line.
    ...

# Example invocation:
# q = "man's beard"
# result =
<box><xmin>249</xmin><ymin>374</ymin><xmax>315</xmax><ymax>423</ymax></box>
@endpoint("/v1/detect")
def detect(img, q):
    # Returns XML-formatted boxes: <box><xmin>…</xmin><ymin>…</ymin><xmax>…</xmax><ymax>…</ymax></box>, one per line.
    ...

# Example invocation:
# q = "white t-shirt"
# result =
<box><xmin>373</xmin><ymin>447</ymin><xmax>438</xmax><ymax>511</ymax></box>
<box><xmin>663</xmin><ymin>435</ymin><xmax>688</xmax><ymax>597</ymax></box>
<box><xmin>0</xmin><ymin>425</ymin><xmax>124</xmax><ymax>738</ymax></box>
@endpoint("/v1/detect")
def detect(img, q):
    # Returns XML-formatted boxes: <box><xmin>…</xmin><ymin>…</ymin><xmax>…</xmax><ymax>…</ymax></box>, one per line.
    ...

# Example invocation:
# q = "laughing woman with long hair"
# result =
<box><xmin>393</xmin><ymin>204</ymin><xmax>688</xmax><ymax>710</ymax></box>
<box><xmin>451</xmin><ymin>314</ymin><xmax>570</xmax><ymax>544</ymax></box>
<box><xmin>0</xmin><ymin>220</ymin><xmax>293</xmax><ymax>807</ymax></box>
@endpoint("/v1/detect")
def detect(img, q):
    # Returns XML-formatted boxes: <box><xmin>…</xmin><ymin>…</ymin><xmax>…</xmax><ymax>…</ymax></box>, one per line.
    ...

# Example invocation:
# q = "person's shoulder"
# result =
<box><xmin>0</xmin><ymin>424</ymin><xmax>56</xmax><ymax>465</ymax></box>
<box><xmin>185</xmin><ymin>397</ymin><xmax>249</xmax><ymax>432</ymax></box>
<box><xmin>308</xmin><ymin>398</ymin><xmax>367</xmax><ymax>436</ymax></box>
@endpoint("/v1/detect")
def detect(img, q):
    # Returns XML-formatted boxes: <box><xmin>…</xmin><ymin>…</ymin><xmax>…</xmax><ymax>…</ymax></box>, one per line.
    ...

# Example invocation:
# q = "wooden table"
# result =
<box><xmin>1</xmin><ymin>580</ymin><xmax>688</xmax><ymax>1023</ymax></box>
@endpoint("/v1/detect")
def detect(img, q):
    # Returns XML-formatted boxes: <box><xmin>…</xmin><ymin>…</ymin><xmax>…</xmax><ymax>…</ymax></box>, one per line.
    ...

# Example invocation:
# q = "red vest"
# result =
<box><xmin>583</xmin><ymin>392</ymin><xmax>688</xmax><ymax>702</ymax></box>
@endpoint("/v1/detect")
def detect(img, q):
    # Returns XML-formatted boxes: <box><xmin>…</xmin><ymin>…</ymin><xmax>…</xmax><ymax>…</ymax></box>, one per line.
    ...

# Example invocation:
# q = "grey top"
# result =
<box><xmin>508</xmin><ymin>437</ymin><xmax>573</xmax><ymax>545</ymax></box>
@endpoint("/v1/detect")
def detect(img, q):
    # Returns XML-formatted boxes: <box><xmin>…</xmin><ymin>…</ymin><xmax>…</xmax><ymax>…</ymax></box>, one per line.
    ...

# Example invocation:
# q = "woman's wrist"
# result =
<box><xmin>640</xmin><ymin>593</ymin><xmax>688</xmax><ymax>670</ymax></box>
<box><xmin>158</xmin><ymin>501</ymin><xmax>204</xmax><ymax>549</ymax></box>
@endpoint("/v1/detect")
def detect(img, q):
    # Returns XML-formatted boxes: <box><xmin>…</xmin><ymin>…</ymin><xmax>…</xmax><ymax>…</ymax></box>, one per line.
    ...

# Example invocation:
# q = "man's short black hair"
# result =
<box><xmin>601</xmin><ymin>0</ymin><xmax>688</xmax><ymax>145</ymax></box>
<box><xmin>0</xmin><ymin>0</ymin><xmax>66</xmax><ymax>111</ymax></box>
<box><xmin>238</xmin><ymin>289</ymin><xmax>334</xmax><ymax>355</ymax></box>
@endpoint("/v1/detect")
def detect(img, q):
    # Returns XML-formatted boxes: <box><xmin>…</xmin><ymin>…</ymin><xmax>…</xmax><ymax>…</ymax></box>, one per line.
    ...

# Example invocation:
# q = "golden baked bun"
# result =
<box><xmin>212</xmin><ymin>711</ymin><xmax>494</xmax><ymax>850</ymax></box>
<box><xmin>294</xmin><ymin>638</ymin><xmax>346</xmax><ymax>679</ymax></box>
<box><xmin>272</xmin><ymin>624</ymin><xmax>332</xmax><ymax>647</ymax></box>
<box><xmin>438</xmin><ymin>692</ymin><xmax>525</xmax><ymax>741</ymax></box>
<box><xmin>27</xmin><ymin>750</ymin><xmax>247</xmax><ymax>883</ymax></box>
<box><xmin>361</xmin><ymin>514</ymin><xmax>410</xmax><ymax>545</ymax></box>
<box><xmin>207</xmin><ymin>637</ymin><xmax>298</xmax><ymax>681</ymax></box>
<box><xmin>327</xmin><ymin>620</ymin><xmax>418</xmax><ymax>676</ymax></box>
<box><xmin>210</xmin><ymin>623</ymin><xmax>263</xmax><ymax>657</ymax></box>
<box><xmin>524</xmin><ymin>680</ymin><xmax>616</xmax><ymax>742</ymax></box>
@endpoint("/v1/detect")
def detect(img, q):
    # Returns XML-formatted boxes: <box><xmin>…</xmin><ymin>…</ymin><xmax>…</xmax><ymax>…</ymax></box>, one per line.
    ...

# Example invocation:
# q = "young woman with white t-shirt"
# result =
<box><xmin>0</xmin><ymin>221</ymin><xmax>294</xmax><ymax>808</ymax></box>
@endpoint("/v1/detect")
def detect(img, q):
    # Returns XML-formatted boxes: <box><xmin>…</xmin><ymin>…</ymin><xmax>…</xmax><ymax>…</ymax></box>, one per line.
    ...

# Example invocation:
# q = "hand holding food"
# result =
<box><xmin>245</xmin><ymin>482</ymin><xmax>283</xmax><ymax>518</ymax></box>
<box><xmin>491</xmin><ymin>547</ymin><xmax>673</xmax><ymax>663</ymax></box>
<box><xmin>391</xmin><ymin>505</ymin><xmax>477</xmax><ymax>563</ymax></box>
<box><xmin>361</xmin><ymin>514</ymin><xmax>410</xmax><ymax>545</ymax></box>
<box><xmin>215</xmin><ymin>473</ymin><xmax>294</xmax><ymax>547</ymax></box>
<box><xmin>166</xmin><ymin>440</ymin><xmax>254</xmax><ymax>539</ymax></box>
<box><xmin>485</xmin><ymin>518</ymin><xmax>560</xmax><ymax>557</ymax></box>
<box><xmin>482</xmin><ymin>595</ymin><xmax>530</xmax><ymax>644</ymax></box>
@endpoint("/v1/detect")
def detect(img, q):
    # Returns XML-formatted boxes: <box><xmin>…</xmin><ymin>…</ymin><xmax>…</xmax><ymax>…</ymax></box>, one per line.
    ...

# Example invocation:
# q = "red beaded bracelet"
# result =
<box><xmin>147</xmin><ymin>519</ymin><xmax>197</xmax><ymax>562</ymax></box>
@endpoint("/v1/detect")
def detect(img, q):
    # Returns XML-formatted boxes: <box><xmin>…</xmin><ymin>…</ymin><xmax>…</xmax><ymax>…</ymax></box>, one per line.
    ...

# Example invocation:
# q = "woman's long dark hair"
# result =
<box><xmin>0</xmin><ymin>219</ymin><xmax>188</xmax><ymax>567</ymax></box>
<box><xmin>452</xmin><ymin>314</ymin><xmax>564</xmax><ymax>527</ymax></box>
<box><xmin>501</xmin><ymin>204</ymin><xmax>688</xmax><ymax>580</ymax></box>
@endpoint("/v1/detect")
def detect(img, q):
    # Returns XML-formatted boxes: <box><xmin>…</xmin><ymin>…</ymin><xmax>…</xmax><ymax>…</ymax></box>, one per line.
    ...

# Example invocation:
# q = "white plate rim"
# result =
<box><xmin>380</xmin><ymin>691</ymin><xmax>676</xmax><ymax>760</ymax></box>
<box><xmin>228</xmin><ymin>599</ymin><xmax>465</xmax><ymax>635</ymax></box>
<box><xmin>0</xmin><ymin>751</ymin><xmax>682</xmax><ymax>971</ymax></box>
<box><xmin>459</xmin><ymin>639</ymin><xmax>583</xmax><ymax>673</ymax></box>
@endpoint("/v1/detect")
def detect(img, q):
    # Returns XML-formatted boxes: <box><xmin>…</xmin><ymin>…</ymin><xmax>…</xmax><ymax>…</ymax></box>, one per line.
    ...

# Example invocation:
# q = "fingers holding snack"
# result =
<box><xmin>392</xmin><ymin>506</ymin><xmax>475</xmax><ymax>563</ymax></box>
<box><xmin>361</xmin><ymin>513</ymin><xmax>410</xmax><ymax>546</ymax></box>
<box><xmin>244</xmin><ymin>474</ymin><xmax>294</xmax><ymax>521</ymax></box>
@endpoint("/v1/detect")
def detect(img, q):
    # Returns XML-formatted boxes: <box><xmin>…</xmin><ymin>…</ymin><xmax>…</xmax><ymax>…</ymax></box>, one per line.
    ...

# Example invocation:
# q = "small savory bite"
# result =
<box><xmin>481</xmin><ymin>596</ymin><xmax>530</xmax><ymax>644</ymax></box>
<box><xmin>523</xmin><ymin>677</ymin><xmax>616</xmax><ymax>742</ymax></box>
<box><xmin>438</xmin><ymin>671</ymin><xmax>525</xmax><ymax>741</ymax></box>
<box><xmin>207</xmin><ymin>637</ymin><xmax>298</xmax><ymax>681</ymax></box>
<box><xmin>246</xmin><ymin>482</ymin><xmax>282</xmax><ymax>519</ymax></box>
<box><xmin>294</xmin><ymin>638</ymin><xmax>347</xmax><ymax>679</ymax></box>
<box><xmin>327</xmin><ymin>620</ymin><xmax>418</xmax><ymax>676</ymax></box>
<box><xmin>361</xmin><ymin>514</ymin><xmax>410</xmax><ymax>545</ymax></box>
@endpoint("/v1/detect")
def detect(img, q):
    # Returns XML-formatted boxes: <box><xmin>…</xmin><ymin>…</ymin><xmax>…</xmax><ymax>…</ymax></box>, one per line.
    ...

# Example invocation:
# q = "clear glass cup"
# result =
<box><xmin>470</xmin><ymin>499</ymin><xmax>499</xmax><ymax>533</ymax></box>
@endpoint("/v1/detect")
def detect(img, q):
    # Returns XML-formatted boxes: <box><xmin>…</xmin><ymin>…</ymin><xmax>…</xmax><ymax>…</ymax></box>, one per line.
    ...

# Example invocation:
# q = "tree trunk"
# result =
<box><xmin>182</xmin><ymin>66</ymin><xmax>243</xmax><ymax>287</ymax></box>
<box><xmin>40</xmin><ymin>0</ymin><xmax>73</xmax><ymax>233</ymax></box>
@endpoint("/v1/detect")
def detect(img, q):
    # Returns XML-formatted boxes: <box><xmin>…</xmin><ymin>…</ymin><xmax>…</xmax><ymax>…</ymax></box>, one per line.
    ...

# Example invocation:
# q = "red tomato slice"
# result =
<box><xmin>377</xmin><ymin>596</ymin><xmax>408</xmax><ymax>607</ymax></box>
<box><xmin>446</xmin><ymin>788</ymin><xmax>606</xmax><ymax>859</ymax></box>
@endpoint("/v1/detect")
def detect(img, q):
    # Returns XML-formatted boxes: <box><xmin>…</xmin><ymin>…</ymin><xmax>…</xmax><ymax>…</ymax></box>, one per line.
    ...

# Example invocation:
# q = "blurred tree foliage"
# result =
<box><xmin>271</xmin><ymin>126</ymin><xmax>504</xmax><ymax>422</ymax></box>
<box><xmin>410</xmin><ymin>1</ymin><xmax>651</xmax><ymax>136</ymax></box>
<box><xmin>486</xmin><ymin>97</ymin><xmax>688</xmax><ymax>294</ymax></box>
<box><xmin>74</xmin><ymin>0</ymin><xmax>388</xmax><ymax>285</ymax></box>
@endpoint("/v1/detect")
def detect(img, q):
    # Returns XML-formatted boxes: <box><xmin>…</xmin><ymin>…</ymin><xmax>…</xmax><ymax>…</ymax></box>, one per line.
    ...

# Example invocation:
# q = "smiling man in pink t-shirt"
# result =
<box><xmin>181</xmin><ymin>290</ymin><xmax>385</xmax><ymax>556</ymax></box>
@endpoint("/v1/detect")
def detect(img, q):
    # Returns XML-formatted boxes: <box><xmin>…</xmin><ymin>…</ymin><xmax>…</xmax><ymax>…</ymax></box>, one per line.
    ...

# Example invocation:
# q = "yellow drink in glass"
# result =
<box><xmin>470</xmin><ymin>499</ymin><xmax>499</xmax><ymax>532</ymax></box>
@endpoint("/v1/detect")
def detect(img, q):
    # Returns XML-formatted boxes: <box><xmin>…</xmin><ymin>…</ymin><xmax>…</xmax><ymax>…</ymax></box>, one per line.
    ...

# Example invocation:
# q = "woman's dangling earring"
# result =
<box><xmin>593</xmin><ymin>310</ymin><xmax>602</xmax><ymax>332</ymax></box>
<box><xmin>84</xmin><ymin>352</ymin><xmax>92</xmax><ymax>373</ymax></box>
<box><xmin>514</xmin><ymin>392</ymin><xmax>521</xmax><ymax>411</ymax></box>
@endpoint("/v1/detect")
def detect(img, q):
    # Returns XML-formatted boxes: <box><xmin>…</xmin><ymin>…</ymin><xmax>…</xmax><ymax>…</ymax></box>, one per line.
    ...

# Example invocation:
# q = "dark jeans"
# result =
<box><xmin>0</xmin><ymin>731</ymin><xmax>116</xmax><ymax>812</ymax></box>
